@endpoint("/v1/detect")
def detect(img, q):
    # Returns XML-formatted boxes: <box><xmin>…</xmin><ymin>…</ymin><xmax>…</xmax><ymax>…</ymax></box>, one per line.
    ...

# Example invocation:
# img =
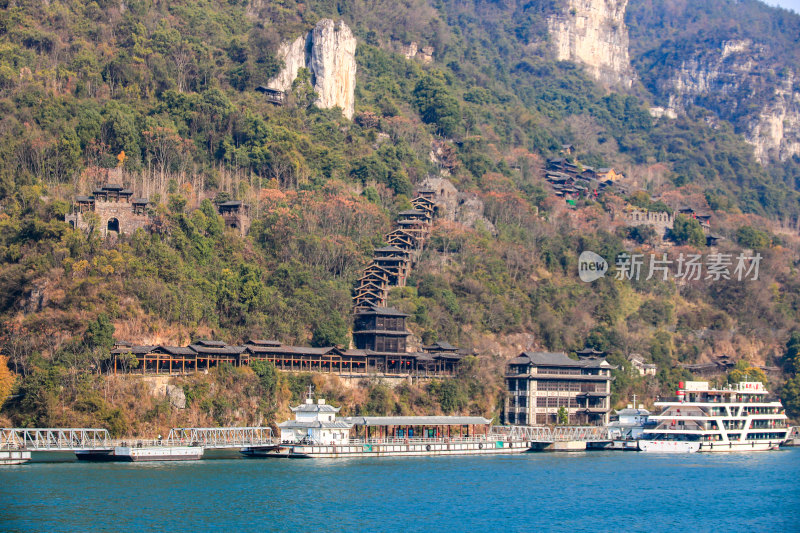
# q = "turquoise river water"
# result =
<box><xmin>1</xmin><ymin>449</ymin><xmax>798</xmax><ymax>532</ymax></box>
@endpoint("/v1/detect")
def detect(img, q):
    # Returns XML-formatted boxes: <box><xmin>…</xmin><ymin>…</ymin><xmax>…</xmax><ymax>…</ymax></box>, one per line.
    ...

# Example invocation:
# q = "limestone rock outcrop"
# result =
<box><xmin>267</xmin><ymin>19</ymin><xmax>356</xmax><ymax>119</ymax></box>
<box><xmin>310</xmin><ymin>19</ymin><xmax>357</xmax><ymax>120</ymax></box>
<box><xmin>650</xmin><ymin>39</ymin><xmax>800</xmax><ymax>164</ymax></box>
<box><xmin>421</xmin><ymin>177</ymin><xmax>497</xmax><ymax>235</ymax></box>
<box><xmin>402</xmin><ymin>42</ymin><xmax>434</xmax><ymax>64</ymax></box>
<box><xmin>547</xmin><ymin>0</ymin><xmax>634</xmax><ymax>88</ymax></box>
<box><xmin>267</xmin><ymin>34</ymin><xmax>309</xmax><ymax>94</ymax></box>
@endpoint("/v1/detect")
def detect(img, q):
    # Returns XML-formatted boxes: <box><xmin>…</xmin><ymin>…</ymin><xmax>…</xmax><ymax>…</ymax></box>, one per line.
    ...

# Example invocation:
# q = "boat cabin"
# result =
<box><xmin>278</xmin><ymin>397</ymin><xmax>352</xmax><ymax>445</ymax></box>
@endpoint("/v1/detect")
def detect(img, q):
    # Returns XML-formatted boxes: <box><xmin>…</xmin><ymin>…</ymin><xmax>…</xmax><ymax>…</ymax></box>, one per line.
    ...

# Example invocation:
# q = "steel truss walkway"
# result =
<box><xmin>166</xmin><ymin>427</ymin><xmax>274</xmax><ymax>448</ymax></box>
<box><xmin>1</xmin><ymin>427</ymin><xmax>275</xmax><ymax>451</ymax></box>
<box><xmin>491</xmin><ymin>425</ymin><xmax>610</xmax><ymax>442</ymax></box>
<box><xmin>1</xmin><ymin>428</ymin><xmax>111</xmax><ymax>451</ymax></box>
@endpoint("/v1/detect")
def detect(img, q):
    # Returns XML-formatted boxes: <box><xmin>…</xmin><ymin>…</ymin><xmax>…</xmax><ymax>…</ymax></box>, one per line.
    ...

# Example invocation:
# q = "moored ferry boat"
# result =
<box><xmin>245</xmin><ymin>394</ymin><xmax>530</xmax><ymax>458</ymax></box>
<box><xmin>638</xmin><ymin>381</ymin><xmax>789</xmax><ymax>453</ymax></box>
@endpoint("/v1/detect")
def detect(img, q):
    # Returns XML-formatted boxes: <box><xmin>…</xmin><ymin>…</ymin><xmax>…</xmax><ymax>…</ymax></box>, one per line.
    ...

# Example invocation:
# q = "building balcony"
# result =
<box><xmin>577</xmin><ymin>391</ymin><xmax>610</xmax><ymax>398</ymax></box>
<box><xmin>578</xmin><ymin>407</ymin><xmax>609</xmax><ymax>414</ymax></box>
<box><xmin>507</xmin><ymin>373</ymin><xmax>610</xmax><ymax>381</ymax></box>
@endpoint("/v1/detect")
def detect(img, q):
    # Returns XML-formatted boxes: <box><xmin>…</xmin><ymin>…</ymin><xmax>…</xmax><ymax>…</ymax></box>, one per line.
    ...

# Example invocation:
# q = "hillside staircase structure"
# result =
<box><xmin>353</xmin><ymin>189</ymin><xmax>437</xmax><ymax>311</ymax></box>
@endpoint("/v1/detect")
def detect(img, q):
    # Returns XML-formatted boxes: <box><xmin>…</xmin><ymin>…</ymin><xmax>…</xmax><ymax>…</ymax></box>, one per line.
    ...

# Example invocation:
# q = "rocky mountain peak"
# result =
<box><xmin>547</xmin><ymin>0</ymin><xmax>635</xmax><ymax>88</ymax></box>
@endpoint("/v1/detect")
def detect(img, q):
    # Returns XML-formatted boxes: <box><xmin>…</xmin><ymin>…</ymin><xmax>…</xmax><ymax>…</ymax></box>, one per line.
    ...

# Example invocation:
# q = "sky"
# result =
<box><xmin>768</xmin><ymin>0</ymin><xmax>800</xmax><ymax>13</ymax></box>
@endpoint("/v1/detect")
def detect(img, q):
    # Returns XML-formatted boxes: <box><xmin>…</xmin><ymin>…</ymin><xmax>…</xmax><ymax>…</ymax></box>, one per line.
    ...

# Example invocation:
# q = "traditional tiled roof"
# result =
<box><xmin>156</xmin><ymin>346</ymin><xmax>197</xmax><ymax>356</ymax></box>
<box><xmin>354</xmin><ymin>304</ymin><xmax>409</xmax><ymax>317</ymax></box>
<box><xmin>425</xmin><ymin>341</ymin><xmax>458</xmax><ymax>351</ymax></box>
<box><xmin>246</xmin><ymin>340</ymin><xmax>283</xmax><ymax>347</ymax></box>
<box><xmin>278</xmin><ymin>420</ymin><xmax>352</xmax><ymax>429</ymax></box>
<box><xmin>189</xmin><ymin>344</ymin><xmax>246</xmax><ymax>355</ymax></box>
<box><xmin>290</xmin><ymin>402</ymin><xmax>340</xmax><ymax>413</ymax></box>
<box><xmin>196</xmin><ymin>340</ymin><xmax>226</xmax><ymax>347</ymax></box>
<box><xmin>111</xmin><ymin>345</ymin><xmax>156</xmax><ymax>355</ymax></box>
<box><xmin>373</xmin><ymin>246</ymin><xmax>407</xmax><ymax>253</ymax></box>
<box><xmin>341</xmin><ymin>416</ymin><xmax>492</xmax><ymax>426</ymax></box>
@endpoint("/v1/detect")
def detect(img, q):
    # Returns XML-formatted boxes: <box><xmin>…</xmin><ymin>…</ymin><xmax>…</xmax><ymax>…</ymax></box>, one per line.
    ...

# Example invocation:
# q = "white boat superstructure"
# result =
<box><xmin>260</xmin><ymin>390</ymin><xmax>531</xmax><ymax>458</ymax></box>
<box><xmin>639</xmin><ymin>380</ymin><xmax>789</xmax><ymax>452</ymax></box>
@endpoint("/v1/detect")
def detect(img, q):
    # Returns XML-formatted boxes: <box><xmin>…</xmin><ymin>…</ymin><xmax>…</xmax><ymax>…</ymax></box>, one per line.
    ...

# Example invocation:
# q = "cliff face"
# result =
<box><xmin>267</xmin><ymin>34</ymin><xmax>309</xmax><ymax>94</ymax></box>
<box><xmin>267</xmin><ymin>19</ymin><xmax>357</xmax><ymax>119</ymax></box>
<box><xmin>745</xmin><ymin>76</ymin><xmax>800</xmax><ymax>163</ymax></box>
<box><xmin>648</xmin><ymin>40</ymin><xmax>800</xmax><ymax>164</ymax></box>
<box><xmin>547</xmin><ymin>0</ymin><xmax>634</xmax><ymax>88</ymax></box>
<box><xmin>310</xmin><ymin>19</ymin><xmax>357</xmax><ymax>120</ymax></box>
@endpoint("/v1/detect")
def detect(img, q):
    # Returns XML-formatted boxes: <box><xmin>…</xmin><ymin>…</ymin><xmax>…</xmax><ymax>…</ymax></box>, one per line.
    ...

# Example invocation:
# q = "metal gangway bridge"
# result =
<box><xmin>491</xmin><ymin>425</ymin><xmax>611</xmax><ymax>443</ymax></box>
<box><xmin>1</xmin><ymin>427</ymin><xmax>275</xmax><ymax>453</ymax></box>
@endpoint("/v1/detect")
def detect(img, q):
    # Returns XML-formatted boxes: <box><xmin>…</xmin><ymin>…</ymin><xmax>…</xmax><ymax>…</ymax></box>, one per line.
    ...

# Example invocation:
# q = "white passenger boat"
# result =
<box><xmin>638</xmin><ymin>380</ymin><xmax>789</xmax><ymax>453</ymax></box>
<box><xmin>248</xmin><ymin>394</ymin><xmax>530</xmax><ymax>458</ymax></box>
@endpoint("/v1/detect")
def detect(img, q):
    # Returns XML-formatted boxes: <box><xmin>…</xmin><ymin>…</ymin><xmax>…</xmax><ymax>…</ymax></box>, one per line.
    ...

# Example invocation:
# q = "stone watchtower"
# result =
<box><xmin>66</xmin><ymin>184</ymin><xmax>150</xmax><ymax>237</ymax></box>
<box><xmin>217</xmin><ymin>201</ymin><xmax>251</xmax><ymax>235</ymax></box>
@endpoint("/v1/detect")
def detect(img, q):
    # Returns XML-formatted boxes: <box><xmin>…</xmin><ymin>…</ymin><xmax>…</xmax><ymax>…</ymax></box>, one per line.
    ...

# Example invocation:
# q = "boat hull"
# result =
<box><xmin>113</xmin><ymin>446</ymin><xmax>204</xmax><ymax>462</ymax></box>
<box><xmin>697</xmin><ymin>441</ymin><xmax>782</xmax><ymax>452</ymax></box>
<box><xmin>639</xmin><ymin>440</ymin><xmax>782</xmax><ymax>453</ymax></box>
<box><xmin>75</xmin><ymin>449</ymin><xmax>117</xmax><ymax>462</ymax></box>
<box><xmin>638</xmin><ymin>440</ymin><xmax>701</xmax><ymax>453</ymax></box>
<box><xmin>0</xmin><ymin>451</ymin><xmax>31</xmax><ymax>465</ymax></box>
<box><xmin>247</xmin><ymin>440</ymin><xmax>531</xmax><ymax>458</ymax></box>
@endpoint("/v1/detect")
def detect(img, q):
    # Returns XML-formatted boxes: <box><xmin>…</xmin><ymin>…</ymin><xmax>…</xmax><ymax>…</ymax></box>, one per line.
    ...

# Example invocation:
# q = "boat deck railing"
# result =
<box><xmin>360</xmin><ymin>436</ymin><xmax>498</xmax><ymax>445</ymax></box>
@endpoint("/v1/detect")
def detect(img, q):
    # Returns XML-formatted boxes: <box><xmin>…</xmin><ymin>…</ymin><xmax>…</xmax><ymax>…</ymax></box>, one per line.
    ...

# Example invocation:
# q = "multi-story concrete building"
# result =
<box><xmin>504</xmin><ymin>351</ymin><xmax>614</xmax><ymax>426</ymax></box>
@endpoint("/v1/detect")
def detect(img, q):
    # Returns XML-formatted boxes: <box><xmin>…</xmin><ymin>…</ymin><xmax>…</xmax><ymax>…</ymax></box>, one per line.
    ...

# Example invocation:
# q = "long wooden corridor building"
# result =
<box><xmin>109</xmin><ymin>338</ymin><xmax>465</xmax><ymax>378</ymax></box>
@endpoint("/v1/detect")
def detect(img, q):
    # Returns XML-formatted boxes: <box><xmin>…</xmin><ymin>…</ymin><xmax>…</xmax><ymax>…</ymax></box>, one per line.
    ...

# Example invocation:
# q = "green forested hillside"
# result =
<box><xmin>0</xmin><ymin>0</ymin><xmax>799</xmax><ymax>433</ymax></box>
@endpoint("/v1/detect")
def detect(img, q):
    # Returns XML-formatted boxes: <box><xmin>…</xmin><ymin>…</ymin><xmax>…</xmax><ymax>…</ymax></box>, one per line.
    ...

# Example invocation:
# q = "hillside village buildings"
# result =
<box><xmin>628</xmin><ymin>354</ymin><xmax>657</xmax><ymax>376</ymax></box>
<box><xmin>544</xmin><ymin>158</ymin><xmax>627</xmax><ymax>201</ymax></box>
